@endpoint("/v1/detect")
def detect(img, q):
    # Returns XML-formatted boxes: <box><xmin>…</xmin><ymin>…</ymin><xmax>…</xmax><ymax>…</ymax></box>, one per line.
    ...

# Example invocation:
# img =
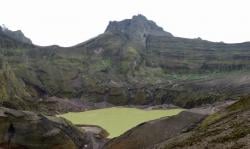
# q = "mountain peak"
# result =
<box><xmin>131</xmin><ymin>14</ymin><xmax>148</xmax><ymax>21</ymax></box>
<box><xmin>105</xmin><ymin>15</ymin><xmax>173</xmax><ymax>43</ymax></box>
<box><xmin>0</xmin><ymin>25</ymin><xmax>32</xmax><ymax>44</ymax></box>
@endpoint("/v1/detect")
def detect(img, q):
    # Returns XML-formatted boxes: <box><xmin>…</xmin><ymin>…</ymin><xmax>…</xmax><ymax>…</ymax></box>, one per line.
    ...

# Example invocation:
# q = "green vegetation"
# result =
<box><xmin>200</xmin><ymin>113</ymin><xmax>222</xmax><ymax>128</ymax></box>
<box><xmin>162</xmin><ymin>97</ymin><xmax>250</xmax><ymax>149</ymax></box>
<box><xmin>201</xmin><ymin>96</ymin><xmax>250</xmax><ymax>128</ymax></box>
<box><xmin>211</xmin><ymin>126</ymin><xmax>250</xmax><ymax>143</ymax></box>
<box><xmin>59</xmin><ymin>107</ymin><xmax>183</xmax><ymax>138</ymax></box>
<box><xmin>226</xmin><ymin>96</ymin><xmax>250</xmax><ymax>112</ymax></box>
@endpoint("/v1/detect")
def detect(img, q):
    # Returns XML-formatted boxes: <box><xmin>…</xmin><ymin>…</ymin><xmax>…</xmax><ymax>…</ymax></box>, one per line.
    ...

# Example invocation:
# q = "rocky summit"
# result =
<box><xmin>0</xmin><ymin>25</ymin><xmax>32</xmax><ymax>45</ymax></box>
<box><xmin>105</xmin><ymin>14</ymin><xmax>173</xmax><ymax>44</ymax></box>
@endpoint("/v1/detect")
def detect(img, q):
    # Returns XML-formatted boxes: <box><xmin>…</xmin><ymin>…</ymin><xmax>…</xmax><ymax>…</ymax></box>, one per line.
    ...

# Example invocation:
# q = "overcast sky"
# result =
<box><xmin>0</xmin><ymin>0</ymin><xmax>249</xmax><ymax>47</ymax></box>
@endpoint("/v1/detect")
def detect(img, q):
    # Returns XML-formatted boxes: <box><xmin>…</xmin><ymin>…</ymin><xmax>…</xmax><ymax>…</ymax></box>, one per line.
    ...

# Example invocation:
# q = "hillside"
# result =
<box><xmin>104</xmin><ymin>97</ymin><xmax>250</xmax><ymax>149</ymax></box>
<box><xmin>0</xmin><ymin>15</ymin><xmax>250</xmax><ymax>112</ymax></box>
<box><xmin>156</xmin><ymin>97</ymin><xmax>250</xmax><ymax>149</ymax></box>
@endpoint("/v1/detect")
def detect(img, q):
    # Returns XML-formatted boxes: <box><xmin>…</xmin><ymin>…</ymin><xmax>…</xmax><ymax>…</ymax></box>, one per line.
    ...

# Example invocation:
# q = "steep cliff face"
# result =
<box><xmin>0</xmin><ymin>25</ymin><xmax>32</xmax><ymax>44</ymax></box>
<box><xmin>105</xmin><ymin>14</ymin><xmax>173</xmax><ymax>45</ymax></box>
<box><xmin>0</xmin><ymin>63</ymin><xmax>33</xmax><ymax>110</ymax></box>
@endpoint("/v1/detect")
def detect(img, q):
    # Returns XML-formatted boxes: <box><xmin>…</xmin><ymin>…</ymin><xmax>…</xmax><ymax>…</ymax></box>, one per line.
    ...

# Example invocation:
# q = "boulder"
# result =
<box><xmin>77</xmin><ymin>124</ymin><xmax>110</xmax><ymax>149</ymax></box>
<box><xmin>0</xmin><ymin>107</ymin><xmax>103</xmax><ymax>149</ymax></box>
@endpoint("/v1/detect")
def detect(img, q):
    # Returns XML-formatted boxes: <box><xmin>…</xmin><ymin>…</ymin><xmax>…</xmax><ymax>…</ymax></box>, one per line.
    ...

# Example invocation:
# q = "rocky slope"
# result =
<box><xmin>156</xmin><ymin>96</ymin><xmax>250</xmax><ymax>149</ymax></box>
<box><xmin>1</xmin><ymin>15</ymin><xmax>250</xmax><ymax>112</ymax></box>
<box><xmin>104</xmin><ymin>111</ymin><xmax>206</xmax><ymax>149</ymax></box>
<box><xmin>104</xmin><ymin>96</ymin><xmax>250</xmax><ymax>149</ymax></box>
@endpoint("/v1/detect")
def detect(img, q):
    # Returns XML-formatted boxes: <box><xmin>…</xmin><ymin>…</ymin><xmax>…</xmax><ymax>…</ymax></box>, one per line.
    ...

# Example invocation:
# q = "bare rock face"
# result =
<box><xmin>0</xmin><ymin>25</ymin><xmax>32</xmax><ymax>44</ymax></box>
<box><xmin>0</xmin><ymin>107</ymin><xmax>104</xmax><ymax>149</ymax></box>
<box><xmin>105</xmin><ymin>14</ymin><xmax>173</xmax><ymax>44</ymax></box>
<box><xmin>0</xmin><ymin>26</ymin><xmax>3</xmax><ymax>34</ymax></box>
<box><xmin>77</xmin><ymin>124</ymin><xmax>110</xmax><ymax>149</ymax></box>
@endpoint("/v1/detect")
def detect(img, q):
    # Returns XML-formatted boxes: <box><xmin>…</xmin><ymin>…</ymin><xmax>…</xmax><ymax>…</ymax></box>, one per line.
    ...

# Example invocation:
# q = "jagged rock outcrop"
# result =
<box><xmin>0</xmin><ymin>25</ymin><xmax>32</xmax><ymax>44</ymax></box>
<box><xmin>0</xmin><ymin>26</ymin><xmax>3</xmax><ymax>34</ymax></box>
<box><xmin>105</xmin><ymin>14</ymin><xmax>173</xmax><ymax>45</ymax></box>
<box><xmin>0</xmin><ymin>107</ymin><xmax>108</xmax><ymax>149</ymax></box>
<box><xmin>77</xmin><ymin>124</ymin><xmax>110</xmax><ymax>149</ymax></box>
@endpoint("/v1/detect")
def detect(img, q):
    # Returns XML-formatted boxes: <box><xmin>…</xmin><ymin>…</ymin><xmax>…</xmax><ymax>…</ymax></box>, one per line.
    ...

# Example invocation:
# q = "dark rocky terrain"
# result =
<box><xmin>0</xmin><ymin>107</ymin><xmax>108</xmax><ymax>149</ymax></box>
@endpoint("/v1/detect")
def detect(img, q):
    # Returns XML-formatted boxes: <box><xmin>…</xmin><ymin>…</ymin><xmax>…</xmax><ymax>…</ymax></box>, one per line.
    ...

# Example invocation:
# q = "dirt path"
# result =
<box><xmin>188</xmin><ymin>100</ymin><xmax>237</xmax><ymax>115</ymax></box>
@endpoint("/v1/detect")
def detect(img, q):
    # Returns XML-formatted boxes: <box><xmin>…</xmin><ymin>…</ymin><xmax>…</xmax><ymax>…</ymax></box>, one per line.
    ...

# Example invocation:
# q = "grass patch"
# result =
<box><xmin>200</xmin><ymin>113</ymin><xmax>222</xmax><ymax>128</ymax></box>
<box><xmin>211</xmin><ymin>126</ymin><xmax>250</xmax><ymax>143</ymax></box>
<box><xmin>226</xmin><ymin>97</ymin><xmax>250</xmax><ymax>112</ymax></box>
<box><xmin>59</xmin><ymin>107</ymin><xmax>183</xmax><ymax>138</ymax></box>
